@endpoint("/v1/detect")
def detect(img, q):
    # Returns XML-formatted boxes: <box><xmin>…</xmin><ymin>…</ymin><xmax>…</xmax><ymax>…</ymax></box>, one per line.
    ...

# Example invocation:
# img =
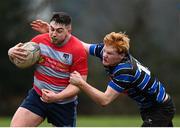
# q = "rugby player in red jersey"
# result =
<box><xmin>8</xmin><ymin>12</ymin><xmax>88</xmax><ymax>127</ymax></box>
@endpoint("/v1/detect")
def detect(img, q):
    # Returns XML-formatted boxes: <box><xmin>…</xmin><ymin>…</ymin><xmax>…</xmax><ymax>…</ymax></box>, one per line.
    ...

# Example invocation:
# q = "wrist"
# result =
<box><xmin>79</xmin><ymin>79</ymin><xmax>87</xmax><ymax>88</ymax></box>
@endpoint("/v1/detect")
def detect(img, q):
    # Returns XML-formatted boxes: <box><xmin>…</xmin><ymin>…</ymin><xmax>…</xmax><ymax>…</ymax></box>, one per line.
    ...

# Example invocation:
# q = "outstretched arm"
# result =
<box><xmin>70</xmin><ymin>71</ymin><xmax>119</xmax><ymax>106</ymax></box>
<box><xmin>80</xmin><ymin>41</ymin><xmax>91</xmax><ymax>54</ymax></box>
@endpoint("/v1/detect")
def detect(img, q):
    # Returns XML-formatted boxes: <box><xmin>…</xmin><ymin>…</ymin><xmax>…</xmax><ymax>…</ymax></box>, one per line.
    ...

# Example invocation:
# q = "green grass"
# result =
<box><xmin>1</xmin><ymin>115</ymin><xmax>180</xmax><ymax>127</ymax></box>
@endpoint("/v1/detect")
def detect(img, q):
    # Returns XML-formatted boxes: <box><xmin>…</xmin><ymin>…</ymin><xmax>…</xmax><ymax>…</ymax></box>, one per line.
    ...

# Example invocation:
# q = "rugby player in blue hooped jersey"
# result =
<box><xmin>31</xmin><ymin>21</ymin><xmax>176</xmax><ymax>127</ymax></box>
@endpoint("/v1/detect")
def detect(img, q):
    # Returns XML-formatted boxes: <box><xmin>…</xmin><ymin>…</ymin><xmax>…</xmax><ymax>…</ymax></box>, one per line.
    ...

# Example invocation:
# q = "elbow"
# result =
<box><xmin>99</xmin><ymin>100</ymin><xmax>110</xmax><ymax>107</ymax></box>
<box><xmin>96</xmin><ymin>95</ymin><xmax>112</xmax><ymax>107</ymax></box>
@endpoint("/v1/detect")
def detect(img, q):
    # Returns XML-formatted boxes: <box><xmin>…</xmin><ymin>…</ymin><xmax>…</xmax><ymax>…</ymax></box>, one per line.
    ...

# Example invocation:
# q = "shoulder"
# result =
<box><xmin>113</xmin><ymin>62</ymin><xmax>134</xmax><ymax>76</ymax></box>
<box><xmin>31</xmin><ymin>33</ymin><xmax>49</xmax><ymax>43</ymax></box>
<box><xmin>69</xmin><ymin>35</ymin><xmax>85</xmax><ymax>51</ymax></box>
<box><xmin>67</xmin><ymin>35</ymin><xmax>87</xmax><ymax>57</ymax></box>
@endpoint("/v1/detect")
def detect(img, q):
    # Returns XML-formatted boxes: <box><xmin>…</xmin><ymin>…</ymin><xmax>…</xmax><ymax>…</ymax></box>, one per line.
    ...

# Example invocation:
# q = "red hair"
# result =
<box><xmin>103</xmin><ymin>32</ymin><xmax>130</xmax><ymax>54</ymax></box>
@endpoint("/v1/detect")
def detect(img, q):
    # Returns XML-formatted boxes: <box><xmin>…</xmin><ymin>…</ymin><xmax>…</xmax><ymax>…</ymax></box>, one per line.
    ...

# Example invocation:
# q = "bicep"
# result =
<box><xmin>81</xmin><ymin>41</ymin><xmax>91</xmax><ymax>54</ymax></box>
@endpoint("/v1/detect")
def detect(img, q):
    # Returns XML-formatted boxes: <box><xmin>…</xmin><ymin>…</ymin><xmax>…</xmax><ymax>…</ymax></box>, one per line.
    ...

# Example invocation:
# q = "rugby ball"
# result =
<box><xmin>13</xmin><ymin>42</ymin><xmax>40</xmax><ymax>69</ymax></box>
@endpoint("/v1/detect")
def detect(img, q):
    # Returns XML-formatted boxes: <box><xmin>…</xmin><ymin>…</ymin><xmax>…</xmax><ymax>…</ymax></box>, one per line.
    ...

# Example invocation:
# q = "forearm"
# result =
<box><xmin>56</xmin><ymin>75</ymin><xmax>87</xmax><ymax>101</ymax></box>
<box><xmin>56</xmin><ymin>84</ymin><xmax>80</xmax><ymax>101</ymax></box>
<box><xmin>79</xmin><ymin>81</ymin><xmax>109</xmax><ymax>106</ymax></box>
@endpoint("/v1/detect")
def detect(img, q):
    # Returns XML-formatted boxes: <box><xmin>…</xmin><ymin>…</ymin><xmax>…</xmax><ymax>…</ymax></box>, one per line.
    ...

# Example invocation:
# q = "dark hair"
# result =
<box><xmin>50</xmin><ymin>12</ymin><xmax>72</xmax><ymax>26</ymax></box>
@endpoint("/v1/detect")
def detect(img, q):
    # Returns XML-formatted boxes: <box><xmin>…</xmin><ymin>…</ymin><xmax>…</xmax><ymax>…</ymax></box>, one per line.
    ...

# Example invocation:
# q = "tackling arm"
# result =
<box><xmin>70</xmin><ymin>71</ymin><xmax>119</xmax><ymax>106</ymax></box>
<box><xmin>56</xmin><ymin>75</ymin><xmax>87</xmax><ymax>100</ymax></box>
<box><xmin>80</xmin><ymin>81</ymin><xmax>119</xmax><ymax>106</ymax></box>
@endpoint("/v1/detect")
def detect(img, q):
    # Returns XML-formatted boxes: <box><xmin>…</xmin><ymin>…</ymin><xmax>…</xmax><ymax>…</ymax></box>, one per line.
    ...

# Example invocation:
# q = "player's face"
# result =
<box><xmin>102</xmin><ymin>45</ymin><xmax>124</xmax><ymax>66</ymax></box>
<box><xmin>49</xmin><ymin>21</ymin><xmax>69</xmax><ymax>45</ymax></box>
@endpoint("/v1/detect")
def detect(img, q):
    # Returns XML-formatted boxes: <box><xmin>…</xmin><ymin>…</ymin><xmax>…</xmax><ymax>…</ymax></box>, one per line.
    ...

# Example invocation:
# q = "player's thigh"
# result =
<box><xmin>47</xmin><ymin>101</ymin><xmax>77</xmax><ymax>127</ymax></box>
<box><xmin>11</xmin><ymin>107</ymin><xmax>44</xmax><ymax>127</ymax></box>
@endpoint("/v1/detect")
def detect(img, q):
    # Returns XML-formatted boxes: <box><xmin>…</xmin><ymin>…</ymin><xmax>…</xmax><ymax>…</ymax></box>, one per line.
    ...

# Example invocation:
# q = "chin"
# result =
<box><xmin>51</xmin><ymin>40</ymin><xmax>58</xmax><ymax>44</ymax></box>
<box><xmin>102</xmin><ymin>61</ymin><xmax>109</xmax><ymax>66</ymax></box>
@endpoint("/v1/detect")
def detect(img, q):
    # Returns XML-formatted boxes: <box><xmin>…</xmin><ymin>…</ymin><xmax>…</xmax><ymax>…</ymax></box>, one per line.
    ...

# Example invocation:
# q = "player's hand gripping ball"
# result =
<box><xmin>13</xmin><ymin>42</ymin><xmax>40</xmax><ymax>69</ymax></box>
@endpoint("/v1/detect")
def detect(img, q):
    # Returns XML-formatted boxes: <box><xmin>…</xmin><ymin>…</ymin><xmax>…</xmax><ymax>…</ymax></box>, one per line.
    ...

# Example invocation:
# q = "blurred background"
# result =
<box><xmin>0</xmin><ymin>0</ymin><xmax>179</xmax><ymax>124</ymax></box>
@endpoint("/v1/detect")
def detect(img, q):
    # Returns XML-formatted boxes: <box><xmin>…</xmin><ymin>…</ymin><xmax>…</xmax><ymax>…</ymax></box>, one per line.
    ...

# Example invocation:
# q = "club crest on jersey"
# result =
<box><xmin>62</xmin><ymin>53</ymin><xmax>71</xmax><ymax>64</ymax></box>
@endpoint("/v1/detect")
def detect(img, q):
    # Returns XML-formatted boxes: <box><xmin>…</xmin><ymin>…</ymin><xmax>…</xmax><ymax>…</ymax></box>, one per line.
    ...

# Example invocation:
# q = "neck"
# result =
<box><xmin>56</xmin><ymin>34</ymin><xmax>71</xmax><ymax>47</ymax></box>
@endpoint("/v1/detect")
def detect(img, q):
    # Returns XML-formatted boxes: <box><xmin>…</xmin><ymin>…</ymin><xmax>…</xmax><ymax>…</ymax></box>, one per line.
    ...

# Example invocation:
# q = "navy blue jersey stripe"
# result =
<box><xmin>156</xmin><ymin>83</ymin><xmax>166</xmax><ymax>102</ymax></box>
<box><xmin>132</xmin><ymin>71</ymin><xmax>146</xmax><ymax>86</ymax></box>
<box><xmin>89</xmin><ymin>43</ymin><xmax>103</xmax><ymax>58</ymax></box>
<box><xmin>137</xmin><ymin>73</ymin><xmax>151</xmax><ymax>90</ymax></box>
<box><xmin>89</xmin><ymin>44</ymin><xmax>97</xmax><ymax>56</ymax></box>
<box><xmin>132</xmin><ymin>69</ymin><xmax>141</xmax><ymax>83</ymax></box>
<box><xmin>112</xmin><ymin>78</ymin><xmax>131</xmax><ymax>89</ymax></box>
<box><xmin>114</xmin><ymin>74</ymin><xmax>134</xmax><ymax>83</ymax></box>
<box><xmin>108</xmin><ymin>81</ymin><xmax>125</xmax><ymax>92</ymax></box>
<box><xmin>148</xmin><ymin>79</ymin><xmax>158</xmax><ymax>94</ymax></box>
<box><xmin>113</xmin><ymin>63</ymin><xmax>133</xmax><ymax>74</ymax></box>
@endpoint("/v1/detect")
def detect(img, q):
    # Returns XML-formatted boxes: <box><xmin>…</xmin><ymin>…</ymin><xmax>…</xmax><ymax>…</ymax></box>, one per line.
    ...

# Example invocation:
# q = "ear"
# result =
<box><xmin>66</xmin><ymin>25</ymin><xmax>72</xmax><ymax>33</ymax></box>
<box><xmin>120</xmin><ymin>53</ymin><xmax>126</xmax><ymax>59</ymax></box>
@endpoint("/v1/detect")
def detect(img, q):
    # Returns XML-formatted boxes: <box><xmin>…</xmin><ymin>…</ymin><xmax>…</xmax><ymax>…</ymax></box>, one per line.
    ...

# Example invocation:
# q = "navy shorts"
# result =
<box><xmin>140</xmin><ymin>96</ymin><xmax>176</xmax><ymax>127</ymax></box>
<box><xmin>20</xmin><ymin>88</ymin><xmax>77</xmax><ymax>127</ymax></box>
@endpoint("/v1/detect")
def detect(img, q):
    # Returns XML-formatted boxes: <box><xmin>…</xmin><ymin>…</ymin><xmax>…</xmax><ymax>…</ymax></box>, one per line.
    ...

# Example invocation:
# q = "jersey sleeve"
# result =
<box><xmin>30</xmin><ymin>34</ymin><xmax>47</xmax><ymax>44</ymax></box>
<box><xmin>108</xmin><ymin>63</ymin><xmax>134</xmax><ymax>93</ymax></box>
<box><xmin>108</xmin><ymin>80</ymin><xmax>125</xmax><ymax>93</ymax></box>
<box><xmin>70</xmin><ymin>48</ymin><xmax>88</xmax><ymax>75</ymax></box>
<box><xmin>31</xmin><ymin>36</ymin><xmax>40</xmax><ymax>44</ymax></box>
<box><xmin>89</xmin><ymin>43</ymin><xmax>104</xmax><ymax>59</ymax></box>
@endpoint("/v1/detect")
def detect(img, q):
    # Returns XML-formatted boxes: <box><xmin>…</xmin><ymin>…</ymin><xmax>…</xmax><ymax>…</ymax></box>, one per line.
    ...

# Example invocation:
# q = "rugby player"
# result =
<box><xmin>8</xmin><ymin>12</ymin><xmax>88</xmax><ymax>127</ymax></box>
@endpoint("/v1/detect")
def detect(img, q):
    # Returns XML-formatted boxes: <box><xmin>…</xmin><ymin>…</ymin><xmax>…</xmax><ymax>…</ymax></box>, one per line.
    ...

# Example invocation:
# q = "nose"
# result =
<box><xmin>52</xmin><ymin>31</ymin><xmax>57</xmax><ymax>36</ymax></box>
<box><xmin>103</xmin><ymin>52</ymin><xmax>107</xmax><ymax>58</ymax></box>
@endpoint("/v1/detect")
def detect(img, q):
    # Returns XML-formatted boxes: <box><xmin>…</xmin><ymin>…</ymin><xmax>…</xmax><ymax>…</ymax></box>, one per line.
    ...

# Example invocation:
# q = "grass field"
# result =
<box><xmin>0</xmin><ymin>115</ymin><xmax>180</xmax><ymax>127</ymax></box>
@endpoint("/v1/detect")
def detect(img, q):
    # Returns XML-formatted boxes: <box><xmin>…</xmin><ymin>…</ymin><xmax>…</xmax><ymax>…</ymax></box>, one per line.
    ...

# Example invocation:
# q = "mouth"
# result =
<box><xmin>103</xmin><ymin>58</ymin><xmax>108</xmax><ymax>63</ymax></box>
<box><xmin>51</xmin><ymin>37</ymin><xmax>58</xmax><ymax>43</ymax></box>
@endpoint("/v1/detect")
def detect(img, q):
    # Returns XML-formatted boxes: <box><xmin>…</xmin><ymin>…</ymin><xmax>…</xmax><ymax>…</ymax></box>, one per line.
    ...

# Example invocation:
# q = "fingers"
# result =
<box><xmin>30</xmin><ymin>20</ymin><xmax>49</xmax><ymax>34</ymax></box>
<box><xmin>15</xmin><ymin>43</ymin><xmax>24</xmax><ymax>47</ymax></box>
<box><xmin>42</xmin><ymin>88</ymin><xmax>51</xmax><ymax>94</ymax></box>
<box><xmin>41</xmin><ymin>89</ymin><xmax>55</xmax><ymax>103</ymax></box>
<box><xmin>69</xmin><ymin>71</ymin><xmax>83</xmax><ymax>86</ymax></box>
<box><xmin>30</xmin><ymin>20</ymin><xmax>48</xmax><ymax>27</ymax></box>
<box><xmin>30</xmin><ymin>20</ymin><xmax>43</xmax><ymax>30</ymax></box>
<box><xmin>15</xmin><ymin>56</ymin><xmax>27</xmax><ymax>62</ymax></box>
<box><xmin>31</xmin><ymin>20</ymin><xmax>43</xmax><ymax>25</ymax></box>
<box><xmin>41</xmin><ymin>89</ymin><xmax>49</xmax><ymax>103</ymax></box>
<box><xmin>12</xmin><ymin>50</ymin><xmax>28</xmax><ymax>61</ymax></box>
<box><xmin>41</xmin><ymin>89</ymin><xmax>51</xmax><ymax>98</ymax></box>
<box><xmin>14</xmin><ymin>43</ymin><xmax>27</xmax><ymax>52</ymax></box>
<box><xmin>40</xmin><ymin>97</ymin><xmax>46</xmax><ymax>102</ymax></box>
<box><xmin>8</xmin><ymin>44</ymin><xmax>28</xmax><ymax>61</ymax></box>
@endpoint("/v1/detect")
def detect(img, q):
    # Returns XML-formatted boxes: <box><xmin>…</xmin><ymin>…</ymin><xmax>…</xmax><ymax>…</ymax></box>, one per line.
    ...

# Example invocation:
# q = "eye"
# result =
<box><xmin>56</xmin><ymin>29</ymin><xmax>63</xmax><ymax>33</ymax></box>
<box><xmin>107</xmin><ymin>52</ymin><xmax>112</xmax><ymax>55</ymax></box>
